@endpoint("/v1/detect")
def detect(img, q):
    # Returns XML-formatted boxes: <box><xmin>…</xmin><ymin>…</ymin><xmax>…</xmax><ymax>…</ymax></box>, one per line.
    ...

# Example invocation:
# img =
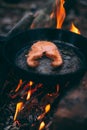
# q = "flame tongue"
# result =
<box><xmin>56</xmin><ymin>0</ymin><xmax>66</xmax><ymax>29</ymax></box>
<box><xmin>39</xmin><ymin>121</ymin><xmax>45</xmax><ymax>130</ymax></box>
<box><xmin>26</xmin><ymin>90</ymin><xmax>31</xmax><ymax>100</ymax></box>
<box><xmin>70</xmin><ymin>23</ymin><xmax>81</xmax><ymax>34</ymax></box>
<box><xmin>15</xmin><ymin>79</ymin><xmax>23</xmax><ymax>92</ymax></box>
<box><xmin>14</xmin><ymin>102</ymin><xmax>23</xmax><ymax>121</ymax></box>
<box><xmin>45</xmin><ymin>104</ymin><xmax>51</xmax><ymax>113</ymax></box>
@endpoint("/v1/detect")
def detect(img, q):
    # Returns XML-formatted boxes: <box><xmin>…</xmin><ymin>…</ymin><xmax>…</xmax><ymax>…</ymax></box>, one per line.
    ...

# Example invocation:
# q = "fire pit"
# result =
<box><xmin>0</xmin><ymin>67</ymin><xmax>62</xmax><ymax>130</ymax></box>
<box><xmin>0</xmin><ymin>0</ymin><xmax>87</xmax><ymax>130</ymax></box>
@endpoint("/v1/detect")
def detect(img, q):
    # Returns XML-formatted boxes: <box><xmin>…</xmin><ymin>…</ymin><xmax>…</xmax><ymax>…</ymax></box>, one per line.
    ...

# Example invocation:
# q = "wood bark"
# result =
<box><xmin>30</xmin><ymin>0</ymin><xmax>56</xmax><ymax>28</ymax></box>
<box><xmin>7</xmin><ymin>12</ymin><xmax>34</xmax><ymax>37</ymax></box>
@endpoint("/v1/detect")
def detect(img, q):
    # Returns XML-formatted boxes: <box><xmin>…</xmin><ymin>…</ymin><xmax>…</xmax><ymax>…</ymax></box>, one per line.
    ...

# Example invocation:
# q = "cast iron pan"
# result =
<box><xmin>2</xmin><ymin>28</ymin><xmax>87</xmax><ymax>84</ymax></box>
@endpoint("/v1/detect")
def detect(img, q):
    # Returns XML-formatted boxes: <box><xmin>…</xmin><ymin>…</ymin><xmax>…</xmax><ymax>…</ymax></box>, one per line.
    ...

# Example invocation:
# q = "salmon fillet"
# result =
<box><xmin>26</xmin><ymin>41</ymin><xmax>63</xmax><ymax>67</ymax></box>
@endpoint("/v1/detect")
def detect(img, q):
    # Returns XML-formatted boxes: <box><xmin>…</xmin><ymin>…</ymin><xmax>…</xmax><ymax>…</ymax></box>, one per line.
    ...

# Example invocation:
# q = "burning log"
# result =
<box><xmin>3</xmin><ymin>78</ymin><xmax>59</xmax><ymax>130</ymax></box>
<box><xmin>0</xmin><ymin>79</ymin><xmax>57</xmax><ymax>129</ymax></box>
<box><xmin>30</xmin><ymin>0</ymin><xmax>66</xmax><ymax>29</ymax></box>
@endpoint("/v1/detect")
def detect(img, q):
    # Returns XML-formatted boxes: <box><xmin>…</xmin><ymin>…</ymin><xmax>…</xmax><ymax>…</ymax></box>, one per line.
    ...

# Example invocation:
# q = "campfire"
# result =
<box><xmin>0</xmin><ymin>72</ymin><xmax>60</xmax><ymax>130</ymax></box>
<box><xmin>0</xmin><ymin>0</ymin><xmax>85</xmax><ymax>130</ymax></box>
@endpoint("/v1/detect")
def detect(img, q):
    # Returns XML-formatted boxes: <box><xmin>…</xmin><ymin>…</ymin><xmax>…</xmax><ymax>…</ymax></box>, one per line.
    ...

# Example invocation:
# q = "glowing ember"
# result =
<box><xmin>15</xmin><ymin>79</ymin><xmax>23</xmax><ymax>92</ymax></box>
<box><xmin>56</xmin><ymin>84</ymin><xmax>60</xmax><ymax>93</ymax></box>
<box><xmin>14</xmin><ymin>102</ymin><xmax>23</xmax><ymax>121</ymax></box>
<box><xmin>70</xmin><ymin>23</ymin><xmax>81</xmax><ymax>34</ymax></box>
<box><xmin>26</xmin><ymin>90</ymin><xmax>31</xmax><ymax>100</ymax></box>
<box><xmin>37</xmin><ymin>104</ymin><xmax>51</xmax><ymax>120</ymax></box>
<box><xmin>56</xmin><ymin>0</ymin><xmax>66</xmax><ymax>28</ymax></box>
<box><xmin>26</xmin><ymin>81</ymin><xmax>33</xmax><ymax>100</ymax></box>
<box><xmin>45</xmin><ymin>104</ymin><xmax>51</xmax><ymax>113</ymax></box>
<box><xmin>39</xmin><ymin>121</ymin><xmax>45</xmax><ymax>130</ymax></box>
<box><xmin>29</xmin><ymin>81</ymin><xmax>33</xmax><ymax>86</ymax></box>
<box><xmin>37</xmin><ymin>113</ymin><xmax>45</xmax><ymax>120</ymax></box>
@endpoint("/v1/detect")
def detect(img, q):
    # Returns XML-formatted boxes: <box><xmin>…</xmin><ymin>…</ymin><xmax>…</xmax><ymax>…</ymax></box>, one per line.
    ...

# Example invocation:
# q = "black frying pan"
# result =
<box><xmin>1</xmin><ymin>28</ymin><xmax>87</xmax><ymax>84</ymax></box>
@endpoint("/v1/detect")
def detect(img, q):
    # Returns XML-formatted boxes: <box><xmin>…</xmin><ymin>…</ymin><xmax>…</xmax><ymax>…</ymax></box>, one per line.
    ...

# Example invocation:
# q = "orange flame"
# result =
<box><xmin>70</xmin><ymin>23</ymin><xmax>81</xmax><ymax>34</ymax></box>
<box><xmin>56</xmin><ymin>0</ymin><xmax>66</xmax><ymax>28</ymax></box>
<box><xmin>37</xmin><ymin>114</ymin><xmax>45</xmax><ymax>120</ymax></box>
<box><xmin>15</xmin><ymin>79</ymin><xmax>23</xmax><ymax>92</ymax></box>
<box><xmin>37</xmin><ymin>104</ymin><xmax>51</xmax><ymax>120</ymax></box>
<box><xmin>29</xmin><ymin>81</ymin><xmax>33</xmax><ymax>86</ymax></box>
<box><xmin>39</xmin><ymin>121</ymin><xmax>45</xmax><ymax>130</ymax></box>
<box><xmin>14</xmin><ymin>102</ymin><xmax>23</xmax><ymax>121</ymax></box>
<box><xmin>26</xmin><ymin>90</ymin><xmax>31</xmax><ymax>100</ymax></box>
<box><xmin>26</xmin><ymin>81</ymin><xmax>33</xmax><ymax>100</ymax></box>
<box><xmin>45</xmin><ymin>104</ymin><xmax>51</xmax><ymax>113</ymax></box>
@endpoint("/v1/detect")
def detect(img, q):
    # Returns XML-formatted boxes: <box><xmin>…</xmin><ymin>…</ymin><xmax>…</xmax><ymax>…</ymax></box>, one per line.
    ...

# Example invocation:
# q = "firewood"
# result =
<box><xmin>30</xmin><ymin>10</ymin><xmax>55</xmax><ymax>28</ymax></box>
<box><xmin>7</xmin><ymin>12</ymin><xmax>34</xmax><ymax>37</ymax></box>
<box><xmin>30</xmin><ymin>0</ymin><xmax>56</xmax><ymax>28</ymax></box>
